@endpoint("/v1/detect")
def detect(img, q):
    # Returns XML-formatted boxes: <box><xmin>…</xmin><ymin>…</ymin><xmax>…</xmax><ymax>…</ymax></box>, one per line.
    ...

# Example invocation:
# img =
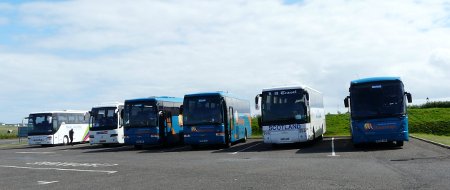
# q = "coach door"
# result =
<box><xmin>228</xmin><ymin>107</ymin><xmax>235</xmax><ymax>142</ymax></box>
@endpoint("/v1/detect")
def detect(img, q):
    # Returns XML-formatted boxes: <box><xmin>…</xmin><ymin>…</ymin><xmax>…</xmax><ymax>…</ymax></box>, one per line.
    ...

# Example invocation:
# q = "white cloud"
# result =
<box><xmin>1</xmin><ymin>0</ymin><xmax>450</xmax><ymax>122</ymax></box>
<box><xmin>0</xmin><ymin>3</ymin><xmax>13</xmax><ymax>25</ymax></box>
<box><xmin>0</xmin><ymin>17</ymin><xmax>8</xmax><ymax>25</ymax></box>
<box><xmin>0</xmin><ymin>3</ymin><xmax>13</xmax><ymax>11</ymax></box>
<box><xmin>429</xmin><ymin>48</ymin><xmax>450</xmax><ymax>69</ymax></box>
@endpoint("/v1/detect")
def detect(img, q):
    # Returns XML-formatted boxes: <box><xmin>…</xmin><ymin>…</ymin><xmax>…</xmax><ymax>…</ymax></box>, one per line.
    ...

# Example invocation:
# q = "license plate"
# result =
<box><xmin>136</xmin><ymin>140</ymin><xmax>144</xmax><ymax>144</ymax></box>
<box><xmin>376</xmin><ymin>139</ymin><xmax>388</xmax><ymax>143</ymax></box>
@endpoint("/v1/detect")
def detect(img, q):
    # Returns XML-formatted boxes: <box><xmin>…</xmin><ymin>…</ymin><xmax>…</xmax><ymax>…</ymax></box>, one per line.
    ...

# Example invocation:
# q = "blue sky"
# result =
<box><xmin>1</xmin><ymin>0</ymin><xmax>450</xmax><ymax>123</ymax></box>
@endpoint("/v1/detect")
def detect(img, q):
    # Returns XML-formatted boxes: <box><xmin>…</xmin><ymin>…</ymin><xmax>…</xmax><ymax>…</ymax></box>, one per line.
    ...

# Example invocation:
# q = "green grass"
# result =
<box><xmin>408</xmin><ymin>108</ymin><xmax>450</xmax><ymax>136</ymax></box>
<box><xmin>322</xmin><ymin>108</ymin><xmax>450</xmax><ymax>137</ymax></box>
<box><xmin>325</xmin><ymin>113</ymin><xmax>351</xmax><ymax>136</ymax></box>
<box><xmin>251</xmin><ymin>117</ymin><xmax>262</xmax><ymax>138</ymax></box>
<box><xmin>0</xmin><ymin>141</ymin><xmax>28</xmax><ymax>149</ymax></box>
<box><xmin>408</xmin><ymin>101</ymin><xmax>450</xmax><ymax>109</ymax></box>
<box><xmin>411</xmin><ymin>133</ymin><xmax>450</xmax><ymax>146</ymax></box>
<box><xmin>0</xmin><ymin>126</ymin><xmax>19</xmax><ymax>139</ymax></box>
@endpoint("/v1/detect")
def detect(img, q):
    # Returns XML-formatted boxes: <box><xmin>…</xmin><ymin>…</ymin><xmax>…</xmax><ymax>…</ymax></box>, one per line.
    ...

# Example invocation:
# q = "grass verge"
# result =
<box><xmin>0</xmin><ymin>126</ymin><xmax>19</xmax><ymax>139</ymax></box>
<box><xmin>324</xmin><ymin>113</ymin><xmax>350</xmax><ymax>137</ymax></box>
<box><xmin>410</xmin><ymin>133</ymin><xmax>450</xmax><ymax>146</ymax></box>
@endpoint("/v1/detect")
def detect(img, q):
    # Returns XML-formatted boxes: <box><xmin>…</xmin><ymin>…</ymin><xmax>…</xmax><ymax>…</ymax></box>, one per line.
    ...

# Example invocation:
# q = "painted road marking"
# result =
<box><xmin>27</xmin><ymin>162</ymin><xmax>118</xmax><ymax>168</ymax></box>
<box><xmin>0</xmin><ymin>165</ymin><xmax>118</xmax><ymax>174</ymax></box>
<box><xmin>16</xmin><ymin>152</ymin><xmax>55</xmax><ymax>154</ymax></box>
<box><xmin>328</xmin><ymin>137</ymin><xmax>339</xmax><ymax>157</ymax></box>
<box><xmin>229</xmin><ymin>143</ymin><xmax>262</xmax><ymax>155</ymax></box>
<box><xmin>38</xmin><ymin>181</ymin><xmax>59</xmax><ymax>185</ymax></box>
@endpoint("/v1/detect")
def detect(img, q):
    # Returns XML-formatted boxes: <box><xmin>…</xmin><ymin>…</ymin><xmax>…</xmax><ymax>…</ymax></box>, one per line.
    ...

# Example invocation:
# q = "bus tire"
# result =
<box><xmin>63</xmin><ymin>136</ymin><xmax>69</xmax><ymax>146</ymax></box>
<box><xmin>191</xmin><ymin>144</ymin><xmax>199</xmax><ymax>150</ymax></box>
<box><xmin>224</xmin><ymin>129</ymin><xmax>232</xmax><ymax>148</ymax></box>
<box><xmin>224</xmin><ymin>140</ymin><xmax>231</xmax><ymax>148</ymax></box>
<box><xmin>243</xmin><ymin>129</ymin><xmax>248</xmax><ymax>143</ymax></box>
<box><xmin>312</xmin><ymin>127</ymin><xmax>316</xmax><ymax>141</ymax></box>
<box><xmin>396</xmin><ymin>141</ymin><xmax>404</xmax><ymax>147</ymax></box>
<box><xmin>317</xmin><ymin>134</ymin><xmax>323</xmax><ymax>141</ymax></box>
<box><xmin>353</xmin><ymin>143</ymin><xmax>362</xmax><ymax>148</ymax></box>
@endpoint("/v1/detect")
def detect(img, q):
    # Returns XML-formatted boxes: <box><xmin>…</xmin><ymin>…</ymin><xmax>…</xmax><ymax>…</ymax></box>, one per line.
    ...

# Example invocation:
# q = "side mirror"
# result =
<box><xmin>22</xmin><ymin>117</ymin><xmax>29</xmax><ymax>128</ymax></box>
<box><xmin>406</xmin><ymin>92</ymin><xmax>412</xmax><ymax>103</ymax></box>
<box><xmin>255</xmin><ymin>94</ymin><xmax>261</xmax><ymax>110</ymax></box>
<box><xmin>84</xmin><ymin>112</ymin><xmax>91</xmax><ymax>121</ymax></box>
<box><xmin>344</xmin><ymin>96</ymin><xmax>349</xmax><ymax>108</ymax></box>
<box><xmin>179</xmin><ymin>105</ymin><xmax>183</xmax><ymax>114</ymax></box>
<box><xmin>120</xmin><ymin>110</ymin><xmax>124</xmax><ymax>119</ymax></box>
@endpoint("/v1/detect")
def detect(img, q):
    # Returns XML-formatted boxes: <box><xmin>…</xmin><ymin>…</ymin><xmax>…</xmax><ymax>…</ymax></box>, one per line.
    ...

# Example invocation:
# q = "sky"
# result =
<box><xmin>1</xmin><ymin>0</ymin><xmax>450</xmax><ymax>123</ymax></box>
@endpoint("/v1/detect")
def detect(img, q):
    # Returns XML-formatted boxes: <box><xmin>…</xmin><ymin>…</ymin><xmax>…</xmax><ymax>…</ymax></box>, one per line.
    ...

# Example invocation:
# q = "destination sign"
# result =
<box><xmin>268</xmin><ymin>90</ymin><xmax>299</xmax><ymax>96</ymax></box>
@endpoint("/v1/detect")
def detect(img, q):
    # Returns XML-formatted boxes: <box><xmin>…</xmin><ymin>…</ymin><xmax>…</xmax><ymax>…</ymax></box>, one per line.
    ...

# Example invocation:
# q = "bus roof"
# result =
<box><xmin>184</xmin><ymin>91</ymin><xmax>246</xmax><ymax>100</ymax></box>
<box><xmin>92</xmin><ymin>102</ymin><xmax>124</xmax><ymax>109</ymax></box>
<box><xmin>262</xmin><ymin>85</ymin><xmax>322</xmax><ymax>94</ymax></box>
<box><xmin>351</xmin><ymin>77</ymin><xmax>401</xmax><ymax>85</ymax></box>
<box><xmin>125</xmin><ymin>96</ymin><xmax>183</xmax><ymax>103</ymax></box>
<box><xmin>30</xmin><ymin>110</ymin><xmax>87</xmax><ymax>115</ymax></box>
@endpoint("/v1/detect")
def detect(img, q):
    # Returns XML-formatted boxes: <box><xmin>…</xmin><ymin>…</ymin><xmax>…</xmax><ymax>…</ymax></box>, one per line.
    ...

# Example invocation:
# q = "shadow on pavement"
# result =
<box><xmin>297</xmin><ymin>137</ymin><xmax>404</xmax><ymax>154</ymax></box>
<box><xmin>211</xmin><ymin>141</ymin><xmax>263</xmax><ymax>153</ymax></box>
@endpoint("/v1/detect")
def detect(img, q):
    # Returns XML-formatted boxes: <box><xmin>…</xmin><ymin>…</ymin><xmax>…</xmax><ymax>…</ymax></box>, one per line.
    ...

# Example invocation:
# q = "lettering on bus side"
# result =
<box><xmin>266</xmin><ymin>124</ymin><xmax>304</xmax><ymax>131</ymax></box>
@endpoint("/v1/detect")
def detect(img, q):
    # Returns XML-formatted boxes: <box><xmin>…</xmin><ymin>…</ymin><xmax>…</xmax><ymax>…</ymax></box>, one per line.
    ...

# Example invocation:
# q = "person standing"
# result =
<box><xmin>69</xmin><ymin>129</ymin><xmax>74</xmax><ymax>146</ymax></box>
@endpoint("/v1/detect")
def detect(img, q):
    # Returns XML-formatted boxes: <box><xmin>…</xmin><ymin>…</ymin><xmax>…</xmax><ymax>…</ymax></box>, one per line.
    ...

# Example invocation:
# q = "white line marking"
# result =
<box><xmin>0</xmin><ymin>165</ymin><xmax>117</xmax><ymax>174</ymax></box>
<box><xmin>16</xmin><ymin>152</ymin><xmax>55</xmax><ymax>154</ymax></box>
<box><xmin>38</xmin><ymin>181</ymin><xmax>59</xmax><ymax>185</ymax></box>
<box><xmin>328</xmin><ymin>137</ymin><xmax>339</xmax><ymax>157</ymax></box>
<box><xmin>229</xmin><ymin>143</ymin><xmax>262</xmax><ymax>155</ymax></box>
<box><xmin>27</xmin><ymin>162</ymin><xmax>118</xmax><ymax>167</ymax></box>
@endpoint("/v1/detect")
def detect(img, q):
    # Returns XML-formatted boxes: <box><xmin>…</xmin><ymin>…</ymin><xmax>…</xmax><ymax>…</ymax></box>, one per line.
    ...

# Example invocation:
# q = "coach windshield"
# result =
<box><xmin>350</xmin><ymin>81</ymin><xmax>406</xmax><ymax>119</ymax></box>
<box><xmin>183</xmin><ymin>95</ymin><xmax>223</xmax><ymax>126</ymax></box>
<box><xmin>28</xmin><ymin>113</ymin><xmax>54</xmax><ymax>135</ymax></box>
<box><xmin>124</xmin><ymin>101</ymin><xmax>158</xmax><ymax>128</ymax></box>
<box><xmin>91</xmin><ymin>107</ymin><xmax>118</xmax><ymax>130</ymax></box>
<box><xmin>261</xmin><ymin>89</ymin><xmax>308</xmax><ymax>125</ymax></box>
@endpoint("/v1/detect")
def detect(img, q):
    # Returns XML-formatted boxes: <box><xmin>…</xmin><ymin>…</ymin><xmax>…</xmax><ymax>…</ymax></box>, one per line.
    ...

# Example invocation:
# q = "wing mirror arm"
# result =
<box><xmin>344</xmin><ymin>96</ymin><xmax>350</xmax><ymax>108</ymax></box>
<box><xmin>405</xmin><ymin>92</ymin><xmax>412</xmax><ymax>103</ymax></box>
<box><xmin>255</xmin><ymin>94</ymin><xmax>261</xmax><ymax>110</ymax></box>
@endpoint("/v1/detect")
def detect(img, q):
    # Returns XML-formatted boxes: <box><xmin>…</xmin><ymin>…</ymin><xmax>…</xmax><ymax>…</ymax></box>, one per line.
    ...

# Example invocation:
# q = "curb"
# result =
<box><xmin>409</xmin><ymin>135</ymin><xmax>450</xmax><ymax>149</ymax></box>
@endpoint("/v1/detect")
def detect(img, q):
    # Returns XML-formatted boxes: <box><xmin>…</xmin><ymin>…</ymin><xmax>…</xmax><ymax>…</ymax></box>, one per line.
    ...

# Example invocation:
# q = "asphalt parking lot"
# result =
<box><xmin>0</xmin><ymin>137</ymin><xmax>449</xmax><ymax>190</ymax></box>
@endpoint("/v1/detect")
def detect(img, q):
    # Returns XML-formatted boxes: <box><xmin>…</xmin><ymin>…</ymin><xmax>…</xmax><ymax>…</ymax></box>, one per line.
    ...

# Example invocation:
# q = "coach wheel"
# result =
<box><xmin>317</xmin><ymin>134</ymin><xmax>323</xmax><ymax>141</ymax></box>
<box><xmin>63</xmin><ymin>136</ymin><xmax>69</xmax><ymax>146</ymax></box>
<box><xmin>224</xmin><ymin>133</ymin><xmax>232</xmax><ymax>148</ymax></box>
<box><xmin>271</xmin><ymin>143</ymin><xmax>279</xmax><ymax>148</ymax></box>
<box><xmin>396</xmin><ymin>141</ymin><xmax>404</xmax><ymax>147</ymax></box>
<box><xmin>353</xmin><ymin>142</ymin><xmax>362</xmax><ymax>148</ymax></box>
<box><xmin>243</xmin><ymin>129</ymin><xmax>248</xmax><ymax>143</ymax></box>
<box><xmin>312</xmin><ymin>127</ymin><xmax>316</xmax><ymax>140</ymax></box>
<box><xmin>224</xmin><ymin>127</ymin><xmax>232</xmax><ymax>148</ymax></box>
<box><xmin>191</xmin><ymin>144</ymin><xmax>199</xmax><ymax>150</ymax></box>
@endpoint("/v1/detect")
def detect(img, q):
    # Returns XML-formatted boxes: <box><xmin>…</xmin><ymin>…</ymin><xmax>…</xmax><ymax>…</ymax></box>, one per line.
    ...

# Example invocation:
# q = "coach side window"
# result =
<box><xmin>68</xmin><ymin>114</ymin><xmax>77</xmax><ymax>124</ymax></box>
<box><xmin>57</xmin><ymin>114</ymin><xmax>68</xmax><ymax>127</ymax></box>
